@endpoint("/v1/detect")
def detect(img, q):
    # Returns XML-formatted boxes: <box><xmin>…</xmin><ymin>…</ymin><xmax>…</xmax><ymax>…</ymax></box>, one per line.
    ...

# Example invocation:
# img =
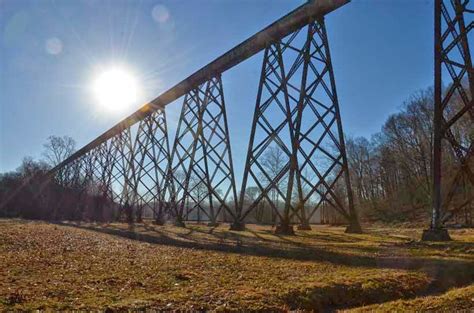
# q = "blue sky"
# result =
<box><xmin>0</xmin><ymin>0</ymin><xmax>433</xmax><ymax>175</ymax></box>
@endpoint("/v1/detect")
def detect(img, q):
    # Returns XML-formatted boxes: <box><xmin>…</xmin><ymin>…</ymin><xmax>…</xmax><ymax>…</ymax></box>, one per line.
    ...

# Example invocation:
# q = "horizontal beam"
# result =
<box><xmin>50</xmin><ymin>0</ymin><xmax>349</xmax><ymax>174</ymax></box>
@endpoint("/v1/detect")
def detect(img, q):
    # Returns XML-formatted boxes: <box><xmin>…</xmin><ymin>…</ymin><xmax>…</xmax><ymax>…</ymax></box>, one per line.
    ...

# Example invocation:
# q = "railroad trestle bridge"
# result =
<box><xmin>43</xmin><ymin>0</ymin><xmax>473</xmax><ymax>238</ymax></box>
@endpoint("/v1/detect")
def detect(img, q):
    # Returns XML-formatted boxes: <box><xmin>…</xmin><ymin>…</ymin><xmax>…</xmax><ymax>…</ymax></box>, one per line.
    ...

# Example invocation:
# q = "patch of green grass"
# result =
<box><xmin>0</xmin><ymin>219</ymin><xmax>472</xmax><ymax>311</ymax></box>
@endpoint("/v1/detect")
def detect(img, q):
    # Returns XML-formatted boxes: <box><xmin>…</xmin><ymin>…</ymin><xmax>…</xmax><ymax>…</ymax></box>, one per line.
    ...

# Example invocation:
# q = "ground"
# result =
<box><xmin>0</xmin><ymin>219</ymin><xmax>473</xmax><ymax>311</ymax></box>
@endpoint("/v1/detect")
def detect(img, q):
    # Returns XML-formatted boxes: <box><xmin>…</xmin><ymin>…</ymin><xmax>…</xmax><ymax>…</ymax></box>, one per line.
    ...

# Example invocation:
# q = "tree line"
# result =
<box><xmin>346</xmin><ymin>87</ymin><xmax>472</xmax><ymax>225</ymax></box>
<box><xmin>0</xmin><ymin>136</ymin><xmax>81</xmax><ymax>220</ymax></box>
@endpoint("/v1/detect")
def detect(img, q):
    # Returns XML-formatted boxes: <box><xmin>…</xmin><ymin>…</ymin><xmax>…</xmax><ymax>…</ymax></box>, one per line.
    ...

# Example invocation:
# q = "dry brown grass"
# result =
<box><xmin>348</xmin><ymin>284</ymin><xmax>474</xmax><ymax>312</ymax></box>
<box><xmin>0</xmin><ymin>219</ymin><xmax>472</xmax><ymax>311</ymax></box>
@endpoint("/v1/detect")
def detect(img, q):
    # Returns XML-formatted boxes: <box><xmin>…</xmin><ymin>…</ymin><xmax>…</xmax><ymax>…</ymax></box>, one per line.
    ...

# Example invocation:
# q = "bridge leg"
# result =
<box><xmin>167</xmin><ymin>76</ymin><xmax>238</xmax><ymax>228</ymax></box>
<box><xmin>424</xmin><ymin>0</ymin><xmax>473</xmax><ymax>241</ymax></box>
<box><xmin>104</xmin><ymin>128</ymin><xmax>137</xmax><ymax>223</ymax></box>
<box><xmin>73</xmin><ymin>154</ymin><xmax>95</xmax><ymax>220</ymax></box>
<box><xmin>199</xmin><ymin>75</ymin><xmax>238</xmax><ymax>227</ymax></box>
<box><xmin>94</xmin><ymin>142</ymin><xmax>117</xmax><ymax>222</ymax></box>
<box><xmin>121</xmin><ymin>130</ymin><xmax>136</xmax><ymax>224</ymax></box>
<box><xmin>237</xmin><ymin>18</ymin><xmax>360</xmax><ymax>234</ymax></box>
<box><xmin>127</xmin><ymin>108</ymin><xmax>171</xmax><ymax>225</ymax></box>
<box><xmin>52</xmin><ymin>157</ymin><xmax>87</xmax><ymax>221</ymax></box>
<box><xmin>54</xmin><ymin>115</ymin><xmax>172</xmax><ymax>225</ymax></box>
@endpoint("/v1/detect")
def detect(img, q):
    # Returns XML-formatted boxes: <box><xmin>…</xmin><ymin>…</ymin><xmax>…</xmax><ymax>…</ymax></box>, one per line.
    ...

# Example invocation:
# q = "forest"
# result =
<box><xmin>346</xmin><ymin>87</ymin><xmax>472</xmax><ymax>226</ymax></box>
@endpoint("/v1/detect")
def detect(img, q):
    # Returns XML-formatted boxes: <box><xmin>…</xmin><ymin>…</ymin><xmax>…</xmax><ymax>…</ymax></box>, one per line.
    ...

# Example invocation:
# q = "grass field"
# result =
<box><xmin>0</xmin><ymin>219</ymin><xmax>473</xmax><ymax>311</ymax></box>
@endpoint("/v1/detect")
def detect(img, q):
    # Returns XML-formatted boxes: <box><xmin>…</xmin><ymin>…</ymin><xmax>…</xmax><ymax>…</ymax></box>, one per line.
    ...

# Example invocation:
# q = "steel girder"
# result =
<box><xmin>167</xmin><ymin>76</ymin><xmax>238</xmax><ymax>226</ymax></box>
<box><xmin>432</xmin><ymin>0</ymin><xmax>473</xmax><ymax>229</ymax></box>
<box><xmin>235</xmin><ymin>18</ymin><xmax>360</xmax><ymax>233</ymax></box>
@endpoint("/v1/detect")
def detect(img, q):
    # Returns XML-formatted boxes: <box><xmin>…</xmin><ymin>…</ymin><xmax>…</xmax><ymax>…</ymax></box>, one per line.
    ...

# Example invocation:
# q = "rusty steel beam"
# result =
<box><xmin>48</xmin><ymin>0</ymin><xmax>349</xmax><ymax>176</ymax></box>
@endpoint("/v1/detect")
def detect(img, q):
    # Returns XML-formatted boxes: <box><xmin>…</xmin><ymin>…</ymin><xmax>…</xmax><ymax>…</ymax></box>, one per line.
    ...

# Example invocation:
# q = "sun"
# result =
<box><xmin>92</xmin><ymin>66</ymin><xmax>139</xmax><ymax>112</ymax></box>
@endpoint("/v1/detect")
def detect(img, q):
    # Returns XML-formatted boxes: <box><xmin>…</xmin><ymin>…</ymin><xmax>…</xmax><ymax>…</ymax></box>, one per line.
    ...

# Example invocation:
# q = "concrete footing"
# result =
<box><xmin>274</xmin><ymin>223</ymin><xmax>295</xmax><ymax>235</ymax></box>
<box><xmin>174</xmin><ymin>220</ymin><xmax>186</xmax><ymax>228</ymax></box>
<box><xmin>345</xmin><ymin>222</ymin><xmax>363</xmax><ymax>234</ymax></box>
<box><xmin>297</xmin><ymin>223</ymin><xmax>312</xmax><ymax>230</ymax></box>
<box><xmin>229</xmin><ymin>221</ymin><xmax>245</xmax><ymax>231</ymax></box>
<box><xmin>421</xmin><ymin>228</ymin><xmax>451</xmax><ymax>241</ymax></box>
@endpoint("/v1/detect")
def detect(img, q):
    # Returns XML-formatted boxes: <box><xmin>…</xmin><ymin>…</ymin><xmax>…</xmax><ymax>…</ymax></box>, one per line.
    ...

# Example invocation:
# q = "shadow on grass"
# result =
<box><xmin>55</xmin><ymin>221</ymin><xmax>474</xmax><ymax>311</ymax></box>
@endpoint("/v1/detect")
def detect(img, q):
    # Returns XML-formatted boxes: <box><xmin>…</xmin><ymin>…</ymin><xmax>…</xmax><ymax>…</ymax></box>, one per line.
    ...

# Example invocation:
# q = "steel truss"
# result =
<box><xmin>53</xmin><ymin>109</ymin><xmax>171</xmax><ymax>223</ymax></box>
<box><xmin>26</xmin><ymin>0</ymin><xmax>474</xmax><ymax>237</ymax></box>
<box><xmin>234</xmin><ymin>18</ymin><xmax>360</xmax><ymax>234</ymax></box>
<box><xmin>129</xmin><ymin>110</ymin><xmax>172</xmax><ymax>224</ymax></box>
<box><xmin>429</xmin><ymin>0</ymin><xmax>474</xmax><ymax>235</ymax></box>
<box><xmin>39</xmin><ymin>1</ymin><xmax>360</xmax><ymax>231</ymax></box>
<box><xmin>167</xmin><ymin>76</ymin><xmax>238</xmax><ymax>226</ymax></box>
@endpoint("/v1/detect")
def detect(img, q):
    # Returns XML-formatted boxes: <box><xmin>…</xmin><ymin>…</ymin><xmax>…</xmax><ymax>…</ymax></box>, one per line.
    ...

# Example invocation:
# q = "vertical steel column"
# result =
<box><xmin>235</xmin><ymin>41</ymin><xmax>299</xmax><ymax>233</ymax></box>
<box><xmin>71</xmin><ymin>153</ymin><xmax>93</xmax><ymax>219</ymax></box>
<box><xmin>320</xmin><ymin>19</ymin><xmax>360</xmax><ymax>233</ymax></box>
<box><xmin>51</xmin><ymin>152</ymin><xmax>94</xmax><ymax>220</ymax></box>
<box><xmin>199</xmin><ymin>76</ymin><xmax>239</xmax><ymax>226</ymax></box>
<box><xmin>93</xmin><ymin>142</ymin><xmax>116</xmax><ymax>220</ymax></box>
<box><xmin>167</xmin><ymin>85</ymin><xmax>207</xmax><ymax>226</ymax></box>
<box><xmin>432</xmin><ymin>0</ymin><xmax>444</xmax><ymax>233</ymax></box>
<box><xmin>105</xmin><ymin>128</ymin><xmax>137</xmax><ymax>222</ymax></box>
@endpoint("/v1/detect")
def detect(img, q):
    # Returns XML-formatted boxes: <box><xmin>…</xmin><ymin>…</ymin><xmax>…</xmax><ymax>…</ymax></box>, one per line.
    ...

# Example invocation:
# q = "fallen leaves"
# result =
<box><xmin>0</xmin><ymin>220</ymin><xmax>472</xmax><ymax>311</ymax></box>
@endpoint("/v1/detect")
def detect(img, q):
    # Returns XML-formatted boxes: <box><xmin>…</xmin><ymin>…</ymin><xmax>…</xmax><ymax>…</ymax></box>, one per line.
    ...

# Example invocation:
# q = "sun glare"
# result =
<box><xmin>92</xmin><ymin>67</ymin><xmax>139</xmax><ymax>112</ymax></box>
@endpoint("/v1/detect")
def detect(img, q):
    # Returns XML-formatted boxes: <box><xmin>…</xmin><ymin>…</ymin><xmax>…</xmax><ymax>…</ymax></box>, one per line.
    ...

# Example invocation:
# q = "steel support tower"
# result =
<box><xmin>233</xmin><ymin>18</ymin><xmax>360</xmax><ymax>234</ymax></box>
<box><xmin>423</xmin><ymin>0</ymin><xmax>473</xmax><ymax>241</ymax></box>
<box><xmin>167</xmin><ymin>76</ymin><xmax>238</xmax><ymax>227</ymax></box>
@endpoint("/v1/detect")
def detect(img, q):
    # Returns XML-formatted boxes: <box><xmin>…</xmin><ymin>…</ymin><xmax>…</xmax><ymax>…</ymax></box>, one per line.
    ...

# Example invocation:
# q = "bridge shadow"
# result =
<box><xmin>56</xmin><ymin>221</ymin><xmax>474</xmax><ymax>297</ymax></box>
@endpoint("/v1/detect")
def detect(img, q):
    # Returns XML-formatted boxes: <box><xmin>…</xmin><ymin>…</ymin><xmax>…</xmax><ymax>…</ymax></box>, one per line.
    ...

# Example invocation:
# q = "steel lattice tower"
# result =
<box><xmin>127</xmin><ymin>109</ymin><xmax>171</xmax><ymax>223</ymax></box>
<box><xmin>424</xmin><ymin>0</ymin><xmax>473</xmax><ymax>240</ymax></box>
<box><xmin>53</xmin><ymin>108</ymin><xmax>172</xmax><ymax>223</ymax></box>
<box><xmin>167</xmin><ymin>76</ymin><xmax>238</xmax><ymax>226</ymax></box>
<box><xmin>234</xmin><ymin>18</ymin><xmax>360</xmax><ymax>234</ymax></box>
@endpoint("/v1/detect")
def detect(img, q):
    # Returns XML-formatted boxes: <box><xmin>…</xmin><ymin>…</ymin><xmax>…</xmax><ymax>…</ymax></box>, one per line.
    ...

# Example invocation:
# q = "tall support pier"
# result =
<box><xmin>234</xmin><ymin>18</ymin><xmax>360</xmax><ymax>234</ymax></box>
<box><xmin>167</xmin><ymin>76</ymin><xmax>238</xmax><ymax>227</ymax></box>
<box><xmin>423</xmin><ymin>0</ymin><xmax>473</xmax><ymax>241</ymax></box>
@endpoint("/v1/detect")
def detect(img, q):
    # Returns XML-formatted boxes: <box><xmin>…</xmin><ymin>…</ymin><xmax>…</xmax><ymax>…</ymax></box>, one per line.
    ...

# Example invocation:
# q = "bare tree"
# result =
<box><xmin>244</xmin><ymin>186</ymin><xmax>262</xmax><ymax>222</ymax></box>
<box><xmin>245</xmin><ymin>186</ymin><xmax>259</xmax><ymax>202</ymax></box>
<box><xmin>189</xmin><ymin>176</ymin><xmax>207</xmax><ymax>222</ymax></box>
<box><xmin>43</xmin><ymin>135</ymin><xmax>76</xmax><ymax>167</ymax></box>
<box><xmin>260</xmin><ymin>146</ymin><xmax>286</xmax><ymax>222</ymax></box>
<box><xmin>343</xmin><ymin>87</ymin><xmax>472</xmax><ymax>225</ymax></box>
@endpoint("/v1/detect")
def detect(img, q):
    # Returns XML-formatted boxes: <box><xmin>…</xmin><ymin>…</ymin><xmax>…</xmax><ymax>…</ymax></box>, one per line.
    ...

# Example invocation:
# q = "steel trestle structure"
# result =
<box><xmin>40</xmin><ymin>0</ymin><xmax>473</xmax><ymax>239</ymax></box>
<box><xmin>44</xmin><ymin>0</ymin><xmax>358</xmax><ymax>232</ymax></box>
<box><xmin>167</xmin><ymin>75</ymin><xmax>238</xmax><ymax>227</ymax></box>
<box><xmin>424</xmin><ymin>0</ymin><xmax>474</xmax><ymax>240</ymax></box>
<box><xmin>54</xmin><ymin>109</ymin><xmax>171</xmax><ymax>223</ymax></box>
<box><xmin>233</xmin><ymin>18</ymin><xmax>359</xmax><ymax>233</ymax></box>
